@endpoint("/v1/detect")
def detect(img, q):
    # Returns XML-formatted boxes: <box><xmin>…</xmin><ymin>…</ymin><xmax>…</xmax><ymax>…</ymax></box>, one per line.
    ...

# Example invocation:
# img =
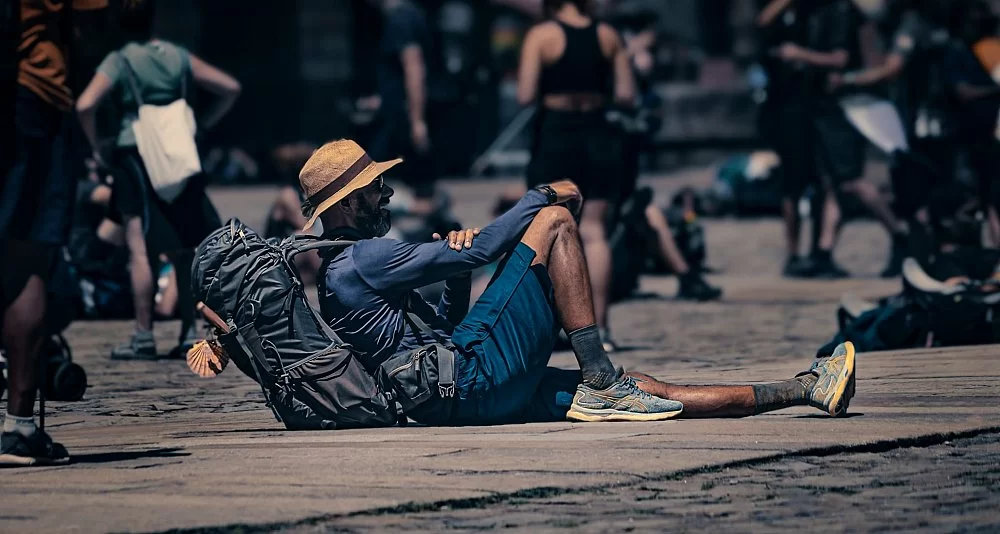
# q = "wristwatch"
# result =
<box><xmin>534</xmin><ymin>185</ymin><xmax>558</xmax><ymax>205</ymax></box>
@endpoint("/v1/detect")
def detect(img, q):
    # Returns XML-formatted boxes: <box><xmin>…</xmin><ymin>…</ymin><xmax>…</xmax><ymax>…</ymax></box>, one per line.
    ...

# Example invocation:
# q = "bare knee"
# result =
<box><xmin>534</xmin><ymin>206</ymin><xmax>577</xmax><ymax>236</ymax></box>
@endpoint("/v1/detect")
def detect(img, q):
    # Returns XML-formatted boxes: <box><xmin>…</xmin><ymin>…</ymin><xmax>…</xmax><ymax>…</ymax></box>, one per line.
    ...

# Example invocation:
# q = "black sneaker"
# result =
<box><xmin>0</xmin><ymin>430</ymin><xmax>70</xmax><ymax>467</ymax></box>
<box><xmin>812</xmin><ymin>258</ymin><xmax>850</xmax><ymax>279</ymax></box>
<box><xmin>111</xmin><ymin>331</ymin><xmax>157</xmax><ymax>360</ymax></box>
<box><xmin>677</xmin><ymin>274</ymin><xmax>723</xmax><ymax>301</ymax></box>
<box><xmin>783</xmin><ymin>256</ymin><xmax>815</xmax><ymax>278</ymax></box>
<box><xmin>168</xmin><ymin>323</ymin><xmax>200</xmax><ymax>360</ymax></box>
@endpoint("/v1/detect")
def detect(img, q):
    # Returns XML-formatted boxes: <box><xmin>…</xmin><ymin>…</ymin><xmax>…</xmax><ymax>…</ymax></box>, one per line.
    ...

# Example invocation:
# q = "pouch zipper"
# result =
<box><xmin>387</xmin><ymin>351</ymin><xmax>423</xmax><ymax>378</ymax></box>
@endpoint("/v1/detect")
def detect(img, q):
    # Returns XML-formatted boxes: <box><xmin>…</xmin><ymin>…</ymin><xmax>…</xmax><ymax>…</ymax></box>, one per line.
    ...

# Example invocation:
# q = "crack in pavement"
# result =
<box><xmin>150</xmin><ymin>425</ymin><xmax>1000</xmax><ymax>534</ymax></box>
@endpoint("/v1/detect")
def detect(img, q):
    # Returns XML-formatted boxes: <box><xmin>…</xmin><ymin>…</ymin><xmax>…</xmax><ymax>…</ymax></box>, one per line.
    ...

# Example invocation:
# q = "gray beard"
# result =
<box><xmin>357</xmin><ymin>197</ymin><xmax>391</xmax><ymax>238</ymax></box>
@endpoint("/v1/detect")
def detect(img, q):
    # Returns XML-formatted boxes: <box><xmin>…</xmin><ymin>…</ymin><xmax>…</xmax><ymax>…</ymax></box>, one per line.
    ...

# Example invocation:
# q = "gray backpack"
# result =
<box><xmin>191</xmin><ymin>219</ymin><xmax>398</xmax><ymax>430</ymax></box>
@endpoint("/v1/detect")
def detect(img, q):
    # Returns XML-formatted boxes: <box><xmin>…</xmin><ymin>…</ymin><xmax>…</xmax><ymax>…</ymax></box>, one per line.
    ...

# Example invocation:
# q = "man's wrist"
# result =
<box><xmin>533</xmin><ymin>185</ymin><xmax>558</xmax><ymax>205</ymax></box>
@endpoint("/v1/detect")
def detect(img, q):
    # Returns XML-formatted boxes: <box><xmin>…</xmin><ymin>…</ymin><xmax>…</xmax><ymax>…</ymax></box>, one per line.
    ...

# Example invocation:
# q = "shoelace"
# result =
<box><xmin>620</xmin><ymin>376</ymin><xmax>656</xmax><ymax>401</ymax></box>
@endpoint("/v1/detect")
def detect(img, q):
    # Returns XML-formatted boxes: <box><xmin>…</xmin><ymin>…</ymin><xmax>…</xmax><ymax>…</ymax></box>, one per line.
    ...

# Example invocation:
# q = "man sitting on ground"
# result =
<box><xmin>304</xmin><ymin>140</ymin><xmax>856</xmax><ymax>424</ymax></box>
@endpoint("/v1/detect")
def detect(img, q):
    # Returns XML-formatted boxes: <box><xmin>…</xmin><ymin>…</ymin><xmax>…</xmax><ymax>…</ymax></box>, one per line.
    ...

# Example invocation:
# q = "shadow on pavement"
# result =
<box><xmin>71</xmin><ymin>447</ymin><xmax>190</xmax><ymax>464</ymax></box>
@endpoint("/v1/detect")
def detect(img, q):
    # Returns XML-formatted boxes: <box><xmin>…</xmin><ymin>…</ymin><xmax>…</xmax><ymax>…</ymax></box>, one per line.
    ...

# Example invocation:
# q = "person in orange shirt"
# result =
<box><xmin>0</xmin><ymin>0</ymin><xmax>107</xmax><ymax>467</ymax></box>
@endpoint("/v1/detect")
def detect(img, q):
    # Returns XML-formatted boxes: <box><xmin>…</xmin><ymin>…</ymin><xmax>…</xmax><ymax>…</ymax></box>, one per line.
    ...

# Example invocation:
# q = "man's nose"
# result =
<box><xmin>383</xmin><ymin>185</ymin><xmax>395</xmax><ymax>199</ymax></box>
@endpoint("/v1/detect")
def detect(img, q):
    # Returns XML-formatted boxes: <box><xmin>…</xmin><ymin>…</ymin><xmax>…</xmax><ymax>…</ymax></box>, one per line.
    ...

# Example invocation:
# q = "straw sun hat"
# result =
<box><xmin>298</xmin><ymin>139</ymin><xmax>402</xmax><ymax>231</ymax></box>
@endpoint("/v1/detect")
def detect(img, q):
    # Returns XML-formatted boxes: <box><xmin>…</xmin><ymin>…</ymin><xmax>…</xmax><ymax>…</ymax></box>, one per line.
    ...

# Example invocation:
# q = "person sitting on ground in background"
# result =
<box><xmin>76</xmin><ymin>0</ymin><xmax>240</xmax><ymax>360</ymax></box>
<box><xmin>611</xmin><ymin>187</ymin><xmax>722</xmax><ymax>302</ymax></box>
<box><xmin>304</xmin><ymin>139</ymin><xmax>856</xmax><ymax>426</ymax></box>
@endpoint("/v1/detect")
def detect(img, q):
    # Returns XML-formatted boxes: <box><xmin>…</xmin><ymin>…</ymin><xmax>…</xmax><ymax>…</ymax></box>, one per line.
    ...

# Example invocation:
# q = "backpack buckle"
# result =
<box><xmin>438</xmin><ymin>383</ymin><xmax>455</xmax><ymax>398</ymax></box>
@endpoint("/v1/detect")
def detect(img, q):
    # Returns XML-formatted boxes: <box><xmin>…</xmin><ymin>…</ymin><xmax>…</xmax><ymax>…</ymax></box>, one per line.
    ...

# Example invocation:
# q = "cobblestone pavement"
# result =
<box><xmin>298</xmin><ymin>432</ymin><xmax>1000</xmax><ymax>533</ymax></box>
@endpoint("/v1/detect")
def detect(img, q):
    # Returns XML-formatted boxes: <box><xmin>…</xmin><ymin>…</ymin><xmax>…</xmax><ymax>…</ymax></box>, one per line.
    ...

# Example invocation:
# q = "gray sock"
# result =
<box><xmin>567</xmin><ymin>325</ymin><xmax>617</xmax><ymax>389</ymax></box>
<box><xmin>3</xmin><ymin>413</ymin><xmax>37</xmax><ymax>438</ymax></box>
<box><xmin>751</xmin><ymin>374</ymin><xmax>818</xmax><ymax>414</ymax></box>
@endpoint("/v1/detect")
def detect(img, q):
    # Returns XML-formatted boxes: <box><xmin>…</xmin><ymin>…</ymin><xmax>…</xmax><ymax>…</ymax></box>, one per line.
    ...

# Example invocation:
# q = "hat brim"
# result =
<box><xmin>301</xmin><ymin>157</ymin><xmax>403</xmax><ymax>232</ymax></box>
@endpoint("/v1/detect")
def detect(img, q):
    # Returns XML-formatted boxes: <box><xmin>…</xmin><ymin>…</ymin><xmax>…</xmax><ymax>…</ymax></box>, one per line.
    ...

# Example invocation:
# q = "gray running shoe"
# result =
<box><xmin>567</xmin><ymin>376</ymin><xmax>684</xmax><ymax>422</ymax></box>
<box><xmin>111</xmin><ymin>331</ymin><xmax>157</xmax><ymax>361</ymax></box>
<box><xmin>802</xmin><ymin>341</ymin><xmax>856</xmax><ymax>417</ymax></box>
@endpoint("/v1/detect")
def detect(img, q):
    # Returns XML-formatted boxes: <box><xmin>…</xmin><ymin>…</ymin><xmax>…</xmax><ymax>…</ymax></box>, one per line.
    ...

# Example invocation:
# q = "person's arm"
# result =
<box><xmin>189</xmin><ymin>53</ymin><xmax>241</xmax><ymax>129</ymax></box>
<box><xmin>757</xmin><ymin>0</ymin><xmax>795</xmax><ymax>28</ymax></box>
<box><xmin>437</xmin><ymin>272</ymin><xmax>472</xmax><ymax>325</ymax></box>
<box><xmin>603</xmin><ymin>24</ymin><xmax>636</xmax><ymax>106</ymax></box>
<box><xmin>953</xmin><ymin>82</ymin><xmax>1000</xmax><ymax>102</ymax></box>
<box><xmin>401</xmin><ymin>43</ymin><xmax>429</xmax><ymax>151</ymax></box>
<box><xmin>355</xmin><ymin>190</ymin><xmax>552</xmax><ymax>292</ymax></box>
<box><xmin>517</xmin><ymin>26</ymin><xmax>543</xmax><ymax>106</ymax></box>
<box><xmin>836</xmin><ymin>52</ymin><xmax>906</xmax><ymax>87</ymax></box>
<box><xmin>776</xmin><ymin>42</ymin><xmax>849</xmax><ymax>69</ymax></box>
<box><xmin>75</xmin><ymin>71</ymin><xmax>114</xmax><ymax>163</ymax></box>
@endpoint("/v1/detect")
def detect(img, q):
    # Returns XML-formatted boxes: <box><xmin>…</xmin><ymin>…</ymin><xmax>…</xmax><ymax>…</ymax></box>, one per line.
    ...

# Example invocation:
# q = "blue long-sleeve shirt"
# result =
<box><xmin>319</xmin><ymin>190</ymin><xmax>549</xmax><ymax>371</ymax></box>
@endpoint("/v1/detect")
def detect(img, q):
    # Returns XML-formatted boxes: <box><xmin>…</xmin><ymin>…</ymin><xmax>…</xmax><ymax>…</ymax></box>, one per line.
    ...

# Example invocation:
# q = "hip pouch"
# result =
<box><xmin>379</xmin><ymin>343</ymin><xmax>456</xmax><ymax>422</ymax></box>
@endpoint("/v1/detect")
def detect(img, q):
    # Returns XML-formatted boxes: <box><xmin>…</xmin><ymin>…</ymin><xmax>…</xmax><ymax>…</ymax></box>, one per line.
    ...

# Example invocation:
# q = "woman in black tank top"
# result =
<box><xmin>517</xmin><ymin>0</ymin><xmax>635</xmax><ymax>349</ymax></box>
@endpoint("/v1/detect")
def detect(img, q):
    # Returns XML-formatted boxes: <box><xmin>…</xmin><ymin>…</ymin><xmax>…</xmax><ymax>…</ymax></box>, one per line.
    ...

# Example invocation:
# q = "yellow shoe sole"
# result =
<box><xmin>566</xmin><ymin>406</ymin><xmax>684</xmax><ymax>422</ymax></box>
<box><xmin>826</xmin><ymin>341</ymin><xmax>856</xmax><ymax>417</ymax></box>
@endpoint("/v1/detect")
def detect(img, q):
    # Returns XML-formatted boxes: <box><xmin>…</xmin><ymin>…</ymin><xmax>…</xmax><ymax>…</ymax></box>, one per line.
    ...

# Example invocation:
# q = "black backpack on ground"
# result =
<box><xmin>191</xmin><ymin>219</ymin><xmax>398</xmax><ymax>430</ymax></box>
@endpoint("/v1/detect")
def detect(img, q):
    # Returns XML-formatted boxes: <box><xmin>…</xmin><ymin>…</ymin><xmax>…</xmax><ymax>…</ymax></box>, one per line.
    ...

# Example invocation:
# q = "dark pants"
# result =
<box><xmin>417</xmin><ymin>243</ymin><xmax>581</xmax><ymax>425</ymax></box>
<box><xmin>110</xmin><ymin>147</ymin><xmax>221</xmax><ymax>253</ymax></box>
<box><xmin>773</xmin><ymin>99</ymin><xmax>865</xmax><ymax>199</ymax></box>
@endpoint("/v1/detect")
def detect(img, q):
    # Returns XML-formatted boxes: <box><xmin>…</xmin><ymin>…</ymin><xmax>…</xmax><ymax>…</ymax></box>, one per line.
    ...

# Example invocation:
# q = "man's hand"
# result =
<box><xmin>433</xmin><ymin>228</ymin><xmax>481</xmax><ymax>251</ymax></box>
<box><xmin>547</xmin><ymin>180</ymin><xmax>583</xmax><ymax>215</ymax></box>
<box><xmin>411</xmin><ymin>120</ymin><xmax>430</xmax><ymax>153</ymax></box>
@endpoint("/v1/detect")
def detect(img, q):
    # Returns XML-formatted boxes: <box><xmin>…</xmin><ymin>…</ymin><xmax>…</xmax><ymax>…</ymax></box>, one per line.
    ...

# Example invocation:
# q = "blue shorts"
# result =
<box><xmin>447</xmin><ymin>243</ymin><xmax>581</xmax><ymax>424</ymax></box>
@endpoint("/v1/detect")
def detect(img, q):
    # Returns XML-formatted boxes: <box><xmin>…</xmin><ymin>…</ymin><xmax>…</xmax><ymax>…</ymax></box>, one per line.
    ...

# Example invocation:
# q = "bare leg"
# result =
<box><xmin>644</xmin><ymin>204</ymin><xmax>690</xmax><ymax>274</ymax></box>
<box><xmin>841</xmin><ymin>179</ymin><xmax>905</xmax><ymax>235</ymax></box>
<box><xmin>782</xmin><ymin>197</ymin><xmax>800</xmax><ymax>259</ymax></box>
<box><xmin>520</xmin><ymin>207</ymin><xmax>616</xmax><ymax>387</ymax></box>
<box><xmin>521</xmin><ymin>207</ymin><xmax>597</xmax><ymax>331</ymax></box>
<box><xmin>3</xmin><ymin>274</ymin><xmax>46</xmax><ymax>418</ymax></box>
<box><xmin>579</xmin><ymin>200</ymin><xmax>612</xmax><ymax>330</ymax></box>
<box><xmin>988</xmin><ymin>206</ymin><xmax>1000</xmax><ymax>249</ymax></box>
<box><xmin>816</xmin><ymin>187</ymin><xmax>841</xmax><ymax>253</ymax></box>
<box><xmin>627</xmin><ymin>371</ymin><xmax>814</xmax><ymax>418</ymax></box>
<box><xmin>124</xmin><ymin>216</ymin><xmax>155</xmax><ymax>332</ymax></box>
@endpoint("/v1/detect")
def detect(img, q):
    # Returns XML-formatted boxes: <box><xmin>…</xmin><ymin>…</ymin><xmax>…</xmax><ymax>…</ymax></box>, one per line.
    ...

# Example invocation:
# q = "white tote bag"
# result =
<box><xmin>120</xmin><ymin>51</ymin><xmax>201</xmax><ymax>203</ymax></box>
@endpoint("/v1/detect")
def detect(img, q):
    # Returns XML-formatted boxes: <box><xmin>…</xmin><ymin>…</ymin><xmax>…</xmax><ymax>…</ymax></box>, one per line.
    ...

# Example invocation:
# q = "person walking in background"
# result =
<box><xmin>518</xmin><ymin>0</ymin><xmax>635</xmax><ymax>350</ymax></box>
<box><xmin>760</xmin><ymin>0</ymin><xmax>892</xmax><ymax>279</ymax></box>
<box><xmin>76</xmin><ymin>0</ymin><xmax>240</xmax><ymax>360</ymax></box>
<box><xmin>832</xmin><ymin>0</ymin><xmax>958</xmax><ymax>275</ymax></box>
<box><xmin>366</xmin><ymin>0</ymin><xmax>437</xmax><ymax>217</ymax></box>
<box><xmin>0</xmin><ymin>0</ymin><xmax>109</xmax><ymax>467</ymax></box>
<box><xmin>944</xmin><ymin>0</ymin><xmax>1000</xmax><ymax>248</ymax></box>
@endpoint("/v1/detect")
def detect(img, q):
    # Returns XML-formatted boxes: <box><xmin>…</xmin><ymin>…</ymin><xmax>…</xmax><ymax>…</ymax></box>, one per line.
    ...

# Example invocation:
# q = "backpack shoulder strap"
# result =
<box><xmin>117</xmin><ymin>50</ymin><xmax>145</xmax><ymax>107</ymax></box>
<box><xmin>402</xmin><ymin>293</ymin><xmax>455</xmax><ymax>349</ymax></box>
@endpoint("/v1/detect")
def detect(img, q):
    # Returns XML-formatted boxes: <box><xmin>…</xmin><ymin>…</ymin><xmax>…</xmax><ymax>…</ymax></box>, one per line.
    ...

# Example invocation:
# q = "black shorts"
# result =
<box><xmin>0</xmin><ymin>240</ymin><xmax>58</xmax><ymax>309</ymax></box>
<box><xmin>526</xmin><ymin>109</ymin><xmax>622</xmax><ymax>202</ymax></box>
<box><xmin>110</xmin><ymin>147</ymin><xmax>221</xmax><ymax>253</ymax></box>
<box><xmin>0</xmin><ymin>87</ymin><xmax>74</xmax><ymax>245</ymax></box>
<box><xmin>773</xmin><ymin>101</ymin><xmax>865</xmax><ymax>198</ymax></box>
